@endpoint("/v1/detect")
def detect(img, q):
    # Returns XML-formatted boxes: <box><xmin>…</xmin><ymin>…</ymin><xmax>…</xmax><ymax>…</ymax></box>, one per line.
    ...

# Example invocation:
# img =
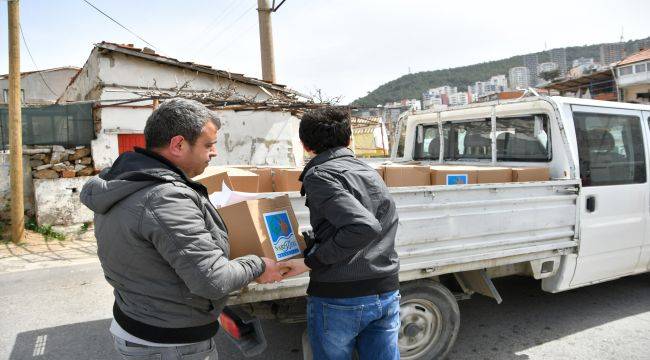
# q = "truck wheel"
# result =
<box><xmin>399</xmin><ymin>280</ymin><xmax>460</xmax><ymax>360</ymax></box>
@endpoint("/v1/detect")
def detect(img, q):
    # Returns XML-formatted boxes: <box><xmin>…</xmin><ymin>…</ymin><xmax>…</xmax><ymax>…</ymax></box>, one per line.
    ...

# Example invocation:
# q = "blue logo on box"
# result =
<box><xmin>263</xmin><ymin>210</ymin><xmax>300</xmax><ymax>260</ymax></box>
<box><xmin>446</xmin><ymin>174</ymin><xmax>468</xmax><ymax>185</ymax></box>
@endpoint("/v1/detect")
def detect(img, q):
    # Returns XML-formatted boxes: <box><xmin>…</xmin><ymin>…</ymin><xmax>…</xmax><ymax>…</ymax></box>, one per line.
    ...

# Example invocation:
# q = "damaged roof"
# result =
<box><xmin>95</xmin><ymin>42</ymin><xmax>302</xmax><ymax>96</ymax></box>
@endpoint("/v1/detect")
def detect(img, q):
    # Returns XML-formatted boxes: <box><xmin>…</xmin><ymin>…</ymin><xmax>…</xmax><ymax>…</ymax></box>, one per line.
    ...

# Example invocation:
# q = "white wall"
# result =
<box><xmin>210</xmin><ymin>109</ymin><xmax>303</xmax><ymax>167</ymax></box>
<box><xmin>91</xmin><ymin>90</ymin><xmax>303</xmax><ymax>169</ymax></box>
<box><xmin>0</xmin><ymin>68</ymin><xmax>78</xmax><ymax>105</ymax></box>
<box><xmin>33</xmin><ymin>177</ymin><xmax>93</xmax><ymax>226</ymax></box>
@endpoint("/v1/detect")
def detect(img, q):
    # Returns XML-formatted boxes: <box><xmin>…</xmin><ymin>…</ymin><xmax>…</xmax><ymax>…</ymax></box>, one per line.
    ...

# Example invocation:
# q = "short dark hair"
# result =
<box><xmin>144</xmin><ymin>98</ymin><xmax>221</xmax><ymax>149</ymax></box>
<box><xmin>299</xmin><ymin>108</ymin><xmax>351</xmax><ymax>154</ymax></box>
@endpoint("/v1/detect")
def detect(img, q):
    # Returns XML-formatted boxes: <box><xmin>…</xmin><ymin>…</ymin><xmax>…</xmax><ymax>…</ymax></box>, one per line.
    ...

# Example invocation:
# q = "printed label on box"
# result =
<box><xmin>262</xmin><ymin>210</ymin><xmax>301</xmax><ymax>260</ymax></box>
<box><xmin>446</xmin><ymin>174</ymin><xmax>468</xmax><ymax>185</ymax></box>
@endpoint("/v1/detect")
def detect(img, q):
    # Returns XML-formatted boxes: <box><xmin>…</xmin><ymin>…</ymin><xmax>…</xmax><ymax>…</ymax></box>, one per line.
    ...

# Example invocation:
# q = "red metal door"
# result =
<box><xmin>117</xmin><ymin>134</ymin><xmax>146</xmax><ymax>154</ymax></box>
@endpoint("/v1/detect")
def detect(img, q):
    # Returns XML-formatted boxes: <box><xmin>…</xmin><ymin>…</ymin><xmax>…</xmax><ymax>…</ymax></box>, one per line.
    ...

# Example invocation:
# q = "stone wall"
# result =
<box><xmin>27</xmin><ymin>145</ymin><xmax>95</xmax><ymax>180</ymax></box>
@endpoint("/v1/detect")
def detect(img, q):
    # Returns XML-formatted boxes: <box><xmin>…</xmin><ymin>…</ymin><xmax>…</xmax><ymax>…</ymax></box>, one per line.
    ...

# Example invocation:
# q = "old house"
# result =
<box><xmin>58</xmin><ymin>42</ymin><xmax>307</xmax><ymax>170</ymax></box>
<box><xmin>0</xmin><ymin>67</ymin><xmax>80</xmax><ymax>105</ymax></box>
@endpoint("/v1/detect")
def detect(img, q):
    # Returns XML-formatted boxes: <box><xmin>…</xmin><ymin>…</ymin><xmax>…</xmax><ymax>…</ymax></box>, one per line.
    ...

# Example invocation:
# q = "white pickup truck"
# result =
<box><xmin>224</xmin><ymin>96</ymin><xmax>650</xmax><ymax>360</ymax></box>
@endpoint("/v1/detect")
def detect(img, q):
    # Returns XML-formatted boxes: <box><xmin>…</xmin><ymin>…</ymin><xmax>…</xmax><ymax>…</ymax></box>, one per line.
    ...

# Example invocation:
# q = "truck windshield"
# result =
<box><xmin>413</xmin><ymin>114</ymin><xmax>551</xmax><ymax>161</ymax></box>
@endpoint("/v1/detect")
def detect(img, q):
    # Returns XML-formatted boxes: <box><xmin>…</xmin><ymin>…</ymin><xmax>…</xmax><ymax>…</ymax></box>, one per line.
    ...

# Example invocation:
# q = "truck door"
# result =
<box><xmin>570</xmin><ymin>106</ymin><xmax>647</xmax><ymax>286</ymax></box>
<box><xmin>641</xmin><ymin>110</ymin><xmax>650</xmax><ymax>273</ymax></box>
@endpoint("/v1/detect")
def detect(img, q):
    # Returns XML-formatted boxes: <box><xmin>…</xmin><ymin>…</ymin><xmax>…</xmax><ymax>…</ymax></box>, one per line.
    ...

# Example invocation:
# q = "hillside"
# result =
<box><xmin>351</xmin><ymin>37</ymin><xmax>650</xmax><ymax>107</ymax></box>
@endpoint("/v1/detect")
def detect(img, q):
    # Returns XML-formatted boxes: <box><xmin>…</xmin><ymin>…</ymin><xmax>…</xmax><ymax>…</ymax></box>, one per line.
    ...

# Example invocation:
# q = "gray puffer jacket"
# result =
<box><xmin>81</xmin><ymin>148</ymin><xmax>265</xmax><ymax>344</ymax></box>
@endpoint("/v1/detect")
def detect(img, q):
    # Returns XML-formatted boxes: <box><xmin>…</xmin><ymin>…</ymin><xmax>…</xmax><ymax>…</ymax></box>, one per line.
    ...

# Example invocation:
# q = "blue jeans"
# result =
<box><xmin>307</xmin><ymin>290</ymin><xmax>401</xmax><ymax>360</ymax></box>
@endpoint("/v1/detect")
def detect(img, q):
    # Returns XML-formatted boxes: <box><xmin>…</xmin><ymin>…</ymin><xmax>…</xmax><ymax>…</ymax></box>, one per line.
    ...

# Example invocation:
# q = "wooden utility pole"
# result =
<box><xmin>257</xmin><ymin>0</ymin><xmax>276</xmax><ymax>83</ymax></box>
<box><xmin>8</xmin><ymin>0</ymin><xmax>24</xmax><ymax>243</ymax></box>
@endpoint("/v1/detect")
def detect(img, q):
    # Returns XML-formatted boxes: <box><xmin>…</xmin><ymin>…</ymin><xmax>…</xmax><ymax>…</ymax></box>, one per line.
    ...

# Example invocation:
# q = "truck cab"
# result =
<box><xmin>396</xmin><ymin>96</ymin><xmax>650</xmax><ymax>290</ymax></box>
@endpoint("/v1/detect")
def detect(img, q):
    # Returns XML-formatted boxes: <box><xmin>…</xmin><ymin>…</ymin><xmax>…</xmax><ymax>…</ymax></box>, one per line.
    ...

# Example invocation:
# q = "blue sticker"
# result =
<box><xmin>262</xmin><ymin>210</ymin><xmax>300</xmax><ymax>260</ymax></box>
<box><xmin>446</xmin><ymin>174</ymin><xmax>468</xmax><ymax>185</ymax></box>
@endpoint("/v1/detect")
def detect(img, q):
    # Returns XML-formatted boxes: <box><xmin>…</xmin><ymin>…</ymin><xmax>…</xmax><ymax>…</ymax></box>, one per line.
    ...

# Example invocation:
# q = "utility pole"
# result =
<box><xmin>257</xmin><ymin>0</ymin><xmax>276</xmax><ymax>83</ymax></box>
<box><xmin>8</xmin><ymin>0</ymin><xmax>24</xmax><ymax>243</ymax></box>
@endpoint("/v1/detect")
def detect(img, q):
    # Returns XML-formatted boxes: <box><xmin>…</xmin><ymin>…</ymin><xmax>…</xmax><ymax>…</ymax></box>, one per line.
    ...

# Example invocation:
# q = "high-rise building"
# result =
<box><xmin>509</xmin><ymin>66</ymin><xmax>530</xmax><ymax>89</ymax></box>
<box><xmin>600</xmin><ymin>43</ymin><xmax>626</xmax><ymax>65</ymax></box>
<box><xmin>538</xmin><ymin>62</ymin><xmax>559</xmax><ymax>73</ymax></box>
<box><xmin>523</xmin><ymin>54</ymin><xmax>539</xmax><ymax>87</ymax></box>
<box><xmin>549</xmin><ymin>48</ymin><xmax>567</xmax><ymax>76</ymax></box>
<box><xmin>572</xmin><ymin>57</ymin><xmax>595</xmax><ymax>68</ymax></box>
<box><xmin>632</xmin><ymin>39</ymin><xmax>650</xmax><ymax>53</ymax></box>
<box><xmin>448</xmin><ymin>92</ymin><xmax>469</xmax><ymax>107</ymax></box>
<box><xmin>489</xmin><ymin>75</ymin><xmax>508</xmax><ymax>91</ymax></box>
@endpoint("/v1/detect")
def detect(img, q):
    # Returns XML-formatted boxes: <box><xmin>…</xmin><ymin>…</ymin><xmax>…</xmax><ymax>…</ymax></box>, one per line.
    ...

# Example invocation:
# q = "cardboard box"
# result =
<box><xmin>430</xmin><ymin>166</ymin><xmax>478</xmax><ymax>185</ymax></box>
<box><xmin>512</xmin><ymin>167</ymin><xmax>550</xmax><ymax>182</ymax></box>
<box><xmin>223</xmin><ymin>167</ymin><xmax>260</xmax><ymax>193</ymax></box>
<box><xmin>475</xmin><ymin>167</ymin><xmax>512</xmax><ymax>184</ymax></box>
<box><xmin>370</xmin><ymin>164</ymin><xmax>385</xmax><ymax>180</ymax></box>
<box><xmin>217</xmin><ymin>194</ymin><xmax>306</xmax><ymax>261</ymax></box>
<box><xmin>384</xmin><ymin>165</ymin><xmax>431</xmax><ymax>187</ymax></box>
<box><xmin>249</xmin><ymin>167</ymin><xmax>274</xmax><ymax>193</ymax></box>
<box><xmin>274</xmin><ymin>168</ymin><xmax>303</xmax><ymax>192</ymax></box>
<box><xmin>193</xmin><ymin>167</ymin><xmax>233</xmax><ymax>193</ymax></box>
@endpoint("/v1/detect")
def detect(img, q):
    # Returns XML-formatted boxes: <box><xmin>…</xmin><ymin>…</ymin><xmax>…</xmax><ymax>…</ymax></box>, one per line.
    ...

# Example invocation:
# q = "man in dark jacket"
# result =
<box><xmin>81</xmin><ymin>98</ymin><xmax>284</xmax><ymax>359</ymax></box>
<box><xmin>280</xmin><ymin>108</ymin><xmax>400</xmax><ymax>360</ymax></box>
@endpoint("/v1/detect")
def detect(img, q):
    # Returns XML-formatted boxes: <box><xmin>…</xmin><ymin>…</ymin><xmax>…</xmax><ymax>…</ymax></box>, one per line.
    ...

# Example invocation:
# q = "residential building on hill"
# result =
<box><xmin>600</xmin><ymin>42</ymin><xmax>626</xmax><ymax>65</ymax></box>
<box><xmin>523</xmin><ymin>54</ymin><xmax>540</xmax><ymax>87</ymax></box>
<box><xmin>509</xmin><ymin>66</ymin><xmax>530</xmax><ymax>89</ymax></box>
<box><xmin>549</xmin><ymin>48</ymin><xmax>568</xmax><ymax>76</ymax></box>
<box><xmin>615</xmin><ymin>48</ymin><xmax>650</xmax><ymax>104</ymax></box>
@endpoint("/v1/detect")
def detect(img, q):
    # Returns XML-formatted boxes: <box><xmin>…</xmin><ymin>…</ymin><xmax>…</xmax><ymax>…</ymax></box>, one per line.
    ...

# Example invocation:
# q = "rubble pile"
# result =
<box><xmin>25</xmin><ymin>145</ymin><xmax>95</xmax><ymax>179</ymax></box>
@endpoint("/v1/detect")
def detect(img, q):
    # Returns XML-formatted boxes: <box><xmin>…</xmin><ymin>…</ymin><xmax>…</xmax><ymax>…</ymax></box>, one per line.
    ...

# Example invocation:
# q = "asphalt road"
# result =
<box><xmin>0</xmin><ymin>261</ymin><xmax>648</xmax><ymax>360</ymax></box>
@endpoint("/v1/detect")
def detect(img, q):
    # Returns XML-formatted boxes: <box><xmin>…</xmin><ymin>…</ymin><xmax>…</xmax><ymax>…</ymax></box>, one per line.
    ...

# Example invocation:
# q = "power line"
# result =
<box><xmin>195</xmin><ymin>3</ymin><xmax>256</xmax><ymax>56</ymax></box>
<box><xmin>81</xmin><ymin>0</ymin><xmax>159</xmax><ymax>50</ymax></box>
<box><xmin>193</xmin><ymin>0</ymin><xmax>247</xmax><ymax>55</ymax></box>
<box><xmin>212</xmin><ymin>19</ymin><xmax>258</xmax><ymax>59</ymax></box>
<box><xmin>199</xmin><ymin>0</ymin><xmax>241</xmax><ymax>40</ymax></box>
<box><xmin>18</xmin><ymin>24</ymin><xmax>59</xmax><ymax>97</ymax></box>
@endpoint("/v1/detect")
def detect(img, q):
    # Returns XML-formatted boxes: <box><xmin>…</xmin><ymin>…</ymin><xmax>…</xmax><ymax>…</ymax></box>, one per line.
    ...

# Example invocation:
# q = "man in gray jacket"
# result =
<box><xmin>81</xmin><ymin>98</ymin><xmax>284</xmax><ymax>359</ymax></box>
<box><xmin>280</xmin><ymin>108</ymin><xmax>400</xmax><ymax>360</ymax></box>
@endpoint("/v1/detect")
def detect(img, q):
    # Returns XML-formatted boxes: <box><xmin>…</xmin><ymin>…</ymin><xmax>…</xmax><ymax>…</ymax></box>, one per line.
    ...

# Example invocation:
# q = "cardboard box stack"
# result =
<box><xmin>430</xmin><ymin>166</ymin><xmax>478</xmax><ymax>185</ymax></box>
<box><xmin>512</xmin><ymin>167</ymin><xmax>550</xmax><ymax>182</ymax></box>
<box><xmin>475</xmin><ymin>167</ymin><xmax>512</xmax><ymax>184</ymax></box>
<box><xmin>383</xmin><ymin>165</ymin><xmax>431</xmax><ymax>187</ymax></box>
<box><xmin>249</xmin><ymin>167</ymin><xmax>274</xmax><ymax>192</ymax></box>
<box><xmin>195</xmin><ymin>167</ymin><xmax>305</xmax><ymax>262</ymax></box>
<box><xmin>193</xmin><ymin>167</ymin><xmax>234</xmax><ymax>193</ymax></box>
<box><xmin>274</xmin><ymin>168</ymin><xmax>304</xmax><ymax>192</ymax></box>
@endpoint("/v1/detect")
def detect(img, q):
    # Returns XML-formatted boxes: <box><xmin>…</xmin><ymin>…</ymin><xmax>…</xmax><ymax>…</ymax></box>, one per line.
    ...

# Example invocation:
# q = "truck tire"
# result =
<box><xmin>399</xmin><ymin>280</ymin><xmax>460</xmax><ymax>360</ymax></box>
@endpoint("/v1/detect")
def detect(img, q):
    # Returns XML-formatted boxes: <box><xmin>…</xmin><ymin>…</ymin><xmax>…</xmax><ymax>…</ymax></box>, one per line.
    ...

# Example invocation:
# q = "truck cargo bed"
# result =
<box><xmin>228</xmin><ymin>179</ymin><xmax>579</xmax><ymax>305</ymax></box>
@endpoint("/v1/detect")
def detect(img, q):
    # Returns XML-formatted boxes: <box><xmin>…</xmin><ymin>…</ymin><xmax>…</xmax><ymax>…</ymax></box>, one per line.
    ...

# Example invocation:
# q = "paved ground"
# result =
<box><xmin>0</xmin><ymin>225</ymin><xmax>98</xmax><ymax>274</ymax></box>
<box><xmin>1</xmin><ymin>258</ymin><xmax>649</xmax><ymax>360</ymax></box>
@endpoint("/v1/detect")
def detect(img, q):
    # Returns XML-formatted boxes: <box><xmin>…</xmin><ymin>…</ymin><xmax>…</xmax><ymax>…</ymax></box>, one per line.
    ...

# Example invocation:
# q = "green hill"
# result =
<box><xmin>351</xmin><ymin>37</ymin><xmax>650</xmax><ymax>107</ymax></box>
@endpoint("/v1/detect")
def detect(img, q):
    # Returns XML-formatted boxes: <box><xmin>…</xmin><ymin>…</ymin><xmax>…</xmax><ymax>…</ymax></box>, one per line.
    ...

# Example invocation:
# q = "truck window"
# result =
<box><xmin>573</xmin><ymin>112</ymin><xmax>646</xmax><ymax>186</ymax></box>
<box><xmin>444</xmin><ymin>119</ymin><xmax>492</xmax><ymax>160</ymax></box>
<box><xmin>413</xmin><ymin>125</ymin><xmax>450</xmax><ymax>160</ymax></box>
<box><xmin>496</xmin><ymin>115</ymin><xmax>550</xmax><ymax>161</ymax></box>
<box><xmin>396</xmin><ymin>119</ymin><xmax>408</xmax><ymax>158</ymax></box>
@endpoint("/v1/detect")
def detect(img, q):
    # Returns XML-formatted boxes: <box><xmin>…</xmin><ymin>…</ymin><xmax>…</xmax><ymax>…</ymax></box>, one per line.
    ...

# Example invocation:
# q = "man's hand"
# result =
<box><xmin>277</xmin><ymin>258</ymin><xmax>311</xmax><ymax>278</ymax></box>
<box><xmin>255</xmin><ymin>257</ymin><xmax>284</xmax><ymax>284</ymax></box>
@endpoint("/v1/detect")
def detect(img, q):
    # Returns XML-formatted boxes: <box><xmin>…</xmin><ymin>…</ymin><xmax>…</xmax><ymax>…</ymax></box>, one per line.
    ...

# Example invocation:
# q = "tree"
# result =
<box><xmin>539</xmin><ymin>69</ymin><xmax>561</xmax><ymax>82</ymax></box>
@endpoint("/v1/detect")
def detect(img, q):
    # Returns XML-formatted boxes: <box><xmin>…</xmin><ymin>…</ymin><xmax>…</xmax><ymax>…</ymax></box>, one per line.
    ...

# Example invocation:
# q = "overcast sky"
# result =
<box><xmin>0</xmin><ymin>0</ymin><xmax>647</xmax><ymax>104</ymax></box>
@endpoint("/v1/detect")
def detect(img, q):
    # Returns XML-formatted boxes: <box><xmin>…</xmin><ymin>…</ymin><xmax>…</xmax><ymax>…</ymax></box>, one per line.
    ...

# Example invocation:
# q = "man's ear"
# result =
<box><xmin>168</xmin><ymin>135</ymin><xmax>185</xmax><ymax>156</ymax></box>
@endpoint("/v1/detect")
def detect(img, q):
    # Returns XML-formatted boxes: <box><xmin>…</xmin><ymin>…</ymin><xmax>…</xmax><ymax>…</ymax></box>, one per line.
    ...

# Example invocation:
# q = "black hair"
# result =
<box><xmin>299</xmin><ymin>108</ymin><xmax>351</xmax><ymax>154</ymax></box>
